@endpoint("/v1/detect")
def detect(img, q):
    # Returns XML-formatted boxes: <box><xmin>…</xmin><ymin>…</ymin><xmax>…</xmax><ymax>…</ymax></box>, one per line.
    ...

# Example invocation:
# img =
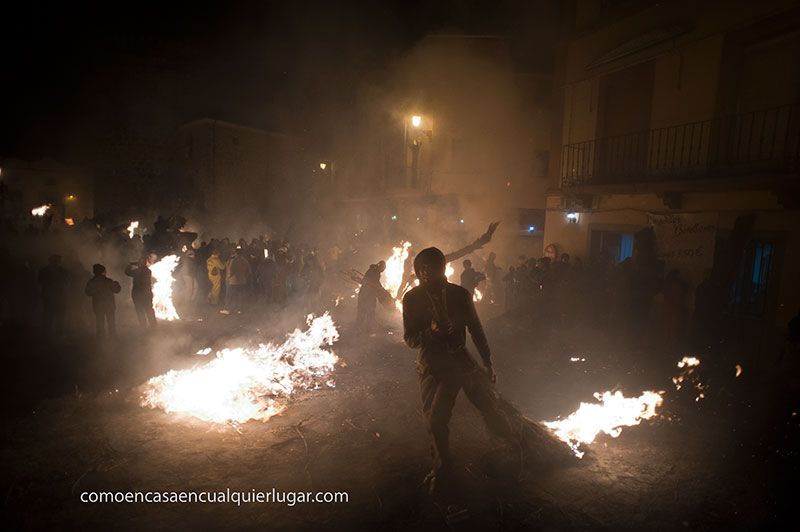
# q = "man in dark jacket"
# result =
<box><xmin>459</xmin><ymin>259</ymin><xmax>485</xmax><ymax>296</ymax></box>
<box><xmin>85</xmin><ymin>263</ymin><xmax>121</xmax><ymax>338</ymax></box>
<box><xmin>402</xmin><ymin>247</ymin><xmax>513</xmax><ymax>493</ymax></box>
<box><xmin>355</xmin><ymin>260</ymin><xmax>387</xmax><ymax>332</ymax></box>
<box><xmin>125</xmin><ymin>253</ymin><xmax>157</xmax><ymax>328</ymax></box>
<box><xmin>38</xmin><ymin>254</ymin><xmax>69</xmax><ymax>333</ymax></box>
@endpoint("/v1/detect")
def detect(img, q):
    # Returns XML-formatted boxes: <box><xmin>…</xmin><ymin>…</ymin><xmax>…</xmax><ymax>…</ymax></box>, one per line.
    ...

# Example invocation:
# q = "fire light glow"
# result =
<box><xmin>544</xmin><ymin>356</ymin><xmax>708</xmax><ymax>457</ymax></box>
<box><xmin>382</xmin><ymin>241</ymin><xmax>411</xmax><ymax>300</ymax></box>
<box><xmin>141</xmin><ymin>313</ymin><xmax>339</xmax><ymax>424</ymax></box>
<box><xmin>31</xmin><ymin>204</ymin><xmax>51</xmax><ymax>216</ymax></box>
<box><xmin>544</xmin><ymin>391</ymin><xmax>664</xmax><ymax>458</ymax></box>
<box><xmin>127</xmin><ymin>220</ymin><xmax>139</xmax><ymax>239</ymax></box>
<box><xmin>151</xmin><ymin>255</ymin><xmax>180</xmax><ymax>321</ymax></box>
<box><xmin>673</xmin><ymin>355</ymin><xmax>705</xmax><ymax>401</ymax></box>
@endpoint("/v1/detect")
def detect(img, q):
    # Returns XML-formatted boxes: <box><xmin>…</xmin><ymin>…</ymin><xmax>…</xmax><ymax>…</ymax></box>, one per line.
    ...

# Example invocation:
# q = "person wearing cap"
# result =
<box><xmin>84</xmin><ymin>263</ymin><xmax>121</xmax><ymax>339</ymax></box>
<box><xmin>402</xmin><ymin>247</ymin><xmax>513</xmax><ymax>494</ymax></box>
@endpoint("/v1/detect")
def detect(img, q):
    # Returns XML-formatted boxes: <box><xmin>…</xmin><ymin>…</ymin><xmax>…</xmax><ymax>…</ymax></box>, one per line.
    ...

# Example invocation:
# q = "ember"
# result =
<box><xmin>673</xmin><ymin>355</ymin><xmax>706</xmax><ymax>401</ymax></box>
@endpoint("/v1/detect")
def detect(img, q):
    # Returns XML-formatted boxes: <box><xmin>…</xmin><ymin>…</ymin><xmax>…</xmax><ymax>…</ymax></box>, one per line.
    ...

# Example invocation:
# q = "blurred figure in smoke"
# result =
<box><xmin>256</xmin><ymin>251</ymin><xmax>276</xmax><ymax>304</ymax></box>
<box><xmin>301</xmin><ymin>252</ymin><xmax>324</xmax><ymax>298</ymax></box>
<box><xmin>503</xmin><ymin>265</ymin><xmax>516</xmax><ymax>311</ymax></box>
<box><xmin>355</xmin><ymin>260</ymin><xmax>387</xmax><ymax>332</ymax></box>
<box><xmin>38</xmin><ymin>254</ymin><xmax>69</xmax><ymax>333</ymax></box>
<box><xmin>484</xmin><ymin>252</ymin><xmax>500</xmax><ymax>304</ymax></box>
<box><xmin>402</xmin><ymin>247</ymin><xmax>514</xmax><ymax>494</ymax></box>
<box><xmin>177</xmin><ymin>250</ymin><xmax>198</xmax><ymax>310</ymax></box>
<box><xmin>459</xmin><ymin>259</ymin><xmax>485</xmax><ymax>297</ymax></box>
<box><xmin>661</xmin><ymin>268</ymin><xmax>688</xmax><ymax>348</ymax></box>
<box><xmin>84</xmin><ymin>264</ymin><xmax>121</xmax><ymax>339</ymax></box>
<box><xmin>226</xmin><ymin>249</ymin><xmax>251</xmax><ymax>312</ymax></box>
<box><xmin>125</xmin><ymin>253</ymin><xmax>157</xmax><ymax>328</ymax></box>
<box><xmin>206</xmin><ymin>248</ymin><xmax>225</xmax><ymax>306</ymax></box>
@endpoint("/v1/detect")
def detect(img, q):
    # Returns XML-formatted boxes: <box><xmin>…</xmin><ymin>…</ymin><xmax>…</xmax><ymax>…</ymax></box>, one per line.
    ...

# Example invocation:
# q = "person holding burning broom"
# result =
<box><xmin>402</xmin><ymin>247</ymin><xmax>573</xmax><ymax>496</ymax></box>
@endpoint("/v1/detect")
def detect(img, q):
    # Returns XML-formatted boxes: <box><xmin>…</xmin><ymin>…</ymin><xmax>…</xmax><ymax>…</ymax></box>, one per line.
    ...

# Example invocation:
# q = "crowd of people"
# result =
<box><xmin>6</xmin><ymin>213</ymin><xmax>798</xmax><ymax>362</ymax></box>
<box><xmin>0</xmin><ymin>214</ymin><xmax>353</xmax><ymax>339</ymax></box>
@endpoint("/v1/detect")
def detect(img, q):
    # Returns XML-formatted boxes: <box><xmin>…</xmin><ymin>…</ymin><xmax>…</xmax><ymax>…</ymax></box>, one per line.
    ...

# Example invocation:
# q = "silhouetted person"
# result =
<box><xmin>661</xmin><ymin>269</ymin><xmax>688</xmax><ymax>348</ymax></box>
<box><xmin>125</xmin><ymin>253</ymin><xmax>157</xmax><ymax>328</ymax></box>
<box><xmin>402</xmin><ymin>247</ymin><xmax>513</xmax><ymax>494</ymax></box>
<box><xmin>38</xmin><ymin>254</ymin><xmax>69</xmax><ymax>333</ymax></box>
<box><xmin>459</xmin><ymin>259</ymin><xmax>485</xmax><ymax>296</ymax></box>
<box><xmin>484</xmin><ymin>251</ymin><xmax>500</xmax><ymax>304</ymax></box>
<box><xmin>355</xmin><ymin>260</ymin><xmax>386</xmax><ymax>332</ymax></box>
<box><xmin>85</xmin><ymin>264</ymin><xmax>121</xmax><ymax>339</ymax></box>
<box><xmin>226</xmin><ymin>250</ymin><xmax>252</xmax><ymax>312</ymax></box>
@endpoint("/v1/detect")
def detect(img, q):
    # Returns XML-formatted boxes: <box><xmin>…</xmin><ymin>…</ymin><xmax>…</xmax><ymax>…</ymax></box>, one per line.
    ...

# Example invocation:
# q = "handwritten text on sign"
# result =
<box><xmin>647</xmin><ymin>212</ymin><xmax>717</xmax><ymax>269</ymax></box>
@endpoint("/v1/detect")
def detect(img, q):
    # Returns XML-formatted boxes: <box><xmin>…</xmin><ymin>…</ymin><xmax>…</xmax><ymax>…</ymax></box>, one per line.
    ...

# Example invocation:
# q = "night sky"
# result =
<box><xmin>1</xmin><ymin>0</ymin><xmax>566</xmax><ymax>162</ymax></box>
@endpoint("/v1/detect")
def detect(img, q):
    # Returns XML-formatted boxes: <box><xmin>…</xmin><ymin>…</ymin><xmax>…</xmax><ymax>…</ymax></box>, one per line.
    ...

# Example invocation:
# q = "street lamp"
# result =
<box><xmin>404</xmin><ymin>114</ymin><xmax>432</xmax><ymax>191</ymax></box>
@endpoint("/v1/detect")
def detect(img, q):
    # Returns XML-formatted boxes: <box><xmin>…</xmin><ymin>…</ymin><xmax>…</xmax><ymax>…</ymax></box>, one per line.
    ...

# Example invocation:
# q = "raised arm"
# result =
<box><xmin>444</xmin><ymin>221</ymin><xmax>500</xmax><ymax>262</ymax></box>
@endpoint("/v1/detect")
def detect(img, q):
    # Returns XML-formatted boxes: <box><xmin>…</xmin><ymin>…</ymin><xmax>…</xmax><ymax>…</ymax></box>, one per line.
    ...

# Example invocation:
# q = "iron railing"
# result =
<box><xmin>561</xmin><ymin>103</ymin><xmax>800</xmax><ymax>187</ymax></box>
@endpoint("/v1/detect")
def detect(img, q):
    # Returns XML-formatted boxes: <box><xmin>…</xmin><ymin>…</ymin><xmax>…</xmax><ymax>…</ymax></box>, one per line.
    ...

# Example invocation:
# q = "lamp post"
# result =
<box><xmin>404</xmin><ymin>114</ymin><xmax>432</xmax><ymax>191</ymax></box>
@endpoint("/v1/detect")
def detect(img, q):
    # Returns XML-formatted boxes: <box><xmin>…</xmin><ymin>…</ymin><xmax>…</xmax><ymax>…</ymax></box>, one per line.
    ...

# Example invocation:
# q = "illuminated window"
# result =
<box><xmin>730</xmin><ymin>240</ymin><xmax>774</xmax><ymax>317</ymax></box>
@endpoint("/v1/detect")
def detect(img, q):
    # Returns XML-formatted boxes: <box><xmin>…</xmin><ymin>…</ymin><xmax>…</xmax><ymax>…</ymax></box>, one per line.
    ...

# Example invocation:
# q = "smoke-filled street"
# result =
<box><xmin>2</xmin><ymin>297</ymin><xmax>795</xmax><ymax>530</ymax></box>
<box><xmin>2</xmin><ymin>1</ymin><xmax>800</xmax><ymax>530</ymax></box>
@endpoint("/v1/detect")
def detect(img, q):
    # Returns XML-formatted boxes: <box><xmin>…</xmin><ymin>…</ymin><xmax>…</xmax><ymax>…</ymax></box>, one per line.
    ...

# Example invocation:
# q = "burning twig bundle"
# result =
<box><xmin>140</xmin><ymin>313</ymin><xmax>339</xmax><ymax>424</ymax></box>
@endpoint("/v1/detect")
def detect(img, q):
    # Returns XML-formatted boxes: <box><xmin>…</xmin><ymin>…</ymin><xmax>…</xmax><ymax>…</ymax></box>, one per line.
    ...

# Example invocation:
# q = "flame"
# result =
<box><xmin>127</xmin><ymin>220</ymin><xmax>139</xmax><ymax>239</ymax></box>
<box><xmin>31</xmin><ymin>204</ymin><xmax>51</xmax><ymax>216</ymax></box>
<box><xmin>545</xmin><ymin>356</ymin><xmax>711</xmax><ymax>457</ymax></box>
<box><xmin>673</xmin><ymin>355</ymin><xmax>705</xmax><ymax>400</ymax></box>
<box><xmin>364</xmin><ymin>242</ymin><xmax>470</xmax><ymax>312</ymax></box>
<box><xmin>473</xmin><ymin>288</ymin><xmax>483</xmax><ymax>302</ymax></box>
<box><xmin>382</xmin><ymin>241</ymin><xmax>411</xmax><ymax>299</ymax></box>
<box><xmin>141</xmin><ymin>313</ymin><xmax>339</xmax><ymax>423</ymax></box>
<box><xmin>544</xmin><ymin>391</ymin><xmax>664</xmax><ymax>458</ymax></box>
<box><xmin>64</xmin><ymin>217</ymin><xmax>74</xmax><ymax>226</ymax></box>
<box><xmin>735</xmin><ymin>364</ymin><xmax>743</xmax><ymax>377</ymax></box>
<box><xmin>445</xmin><ymin>262</ymin><xmax>454</xmax><ymax>280</ymax></box>
<box><xmin>151</xmin><ymin>255</ymin><xmax>180</xmax><ymax>321</ymax></box>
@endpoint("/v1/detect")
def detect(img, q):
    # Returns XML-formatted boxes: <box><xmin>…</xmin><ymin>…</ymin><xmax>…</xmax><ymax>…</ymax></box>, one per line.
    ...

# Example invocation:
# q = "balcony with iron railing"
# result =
<box><xmin>560</xmin><ymin>103</ymin><xmax>800</xmax><ymax>188</ymax></box>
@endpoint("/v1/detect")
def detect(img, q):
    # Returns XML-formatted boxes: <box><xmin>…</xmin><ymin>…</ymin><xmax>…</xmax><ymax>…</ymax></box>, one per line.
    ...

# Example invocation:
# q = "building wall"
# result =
<box><xmin>561</xmin><ymin>0</ymin><xmax>798</xmax><ymax>147</ymax></box>
<box><xmin>180</xmin><ymin>119</ymin><xmax>299</xmax><ymax>229</ymax></box>
<box><xmin>545</xmin><ymin>189</ymin><xmax>800</xmax><ymax>326</ymax></box>
<box><xmin>546</xmin><ymin>0</ymin><xmax>800</xmax><ymax>329</ymax></box>
<box><xmin>393</xmin><ymin>36</ymin><xmax>552</xmax><ymax>210</ymax></box>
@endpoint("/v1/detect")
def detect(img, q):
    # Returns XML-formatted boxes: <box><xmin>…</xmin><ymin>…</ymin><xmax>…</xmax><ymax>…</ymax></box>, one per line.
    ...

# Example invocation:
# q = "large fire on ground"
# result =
<box><xmin>543</xmin><ymin>356</ymin><xmax>706</xmax><ymax>458</ymax></box>
<box><xmin>543</xmin><ymin>391</ymin><xmax>664</xmax><ymax>458</ymax></box>
<box><xmin>141</xmin><ymin>313</ymin><xmax>339</xmax><ymax>424</ymax></box>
